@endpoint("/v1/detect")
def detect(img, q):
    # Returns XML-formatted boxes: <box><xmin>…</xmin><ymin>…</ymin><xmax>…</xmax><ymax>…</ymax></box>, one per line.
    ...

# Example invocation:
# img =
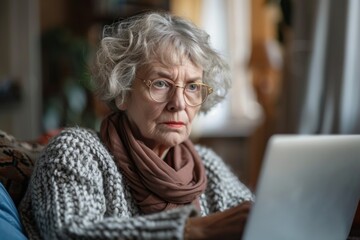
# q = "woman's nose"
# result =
<box><xmin>166</xmin><ymin>86</ymin><xmax>186</xmax><ymax>111</ymax></box>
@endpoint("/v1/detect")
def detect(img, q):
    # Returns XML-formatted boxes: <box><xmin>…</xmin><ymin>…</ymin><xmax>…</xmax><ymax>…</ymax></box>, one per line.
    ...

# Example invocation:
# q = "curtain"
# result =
<box><xmin>280</xmin><ymin>0</ymin><xmax>360</xmax><ymax>134</ymax></box>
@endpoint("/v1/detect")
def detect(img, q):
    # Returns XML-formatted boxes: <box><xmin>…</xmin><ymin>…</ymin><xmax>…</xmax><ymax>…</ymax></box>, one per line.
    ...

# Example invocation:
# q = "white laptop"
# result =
<box><xmin>243</xmin><ymin>135</ymin><xmax>360</xmax><ymax>240</ymax></box>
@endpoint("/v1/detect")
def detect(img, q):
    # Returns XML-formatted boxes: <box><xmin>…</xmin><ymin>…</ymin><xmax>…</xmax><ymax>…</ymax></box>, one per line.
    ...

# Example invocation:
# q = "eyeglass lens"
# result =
<box><xmin>149</xmin><ymin>80</ymin><xmax>208</xmax><ymax>106</ymax></box>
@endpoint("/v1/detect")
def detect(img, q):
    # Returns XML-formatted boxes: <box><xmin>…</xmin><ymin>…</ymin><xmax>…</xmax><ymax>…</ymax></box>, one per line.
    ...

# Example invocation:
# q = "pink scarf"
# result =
<box><xmin>100</xmin><ymin>112</ymin><xmax>207</xmax><ymax>214</ymax></box>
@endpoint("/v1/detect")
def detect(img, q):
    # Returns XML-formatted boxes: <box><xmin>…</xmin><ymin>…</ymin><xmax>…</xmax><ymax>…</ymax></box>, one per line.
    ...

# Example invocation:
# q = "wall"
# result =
<box><xmin>0</xmin><ymin>0</ymin><xmax>42</xmax><ymax>140</ymax></box>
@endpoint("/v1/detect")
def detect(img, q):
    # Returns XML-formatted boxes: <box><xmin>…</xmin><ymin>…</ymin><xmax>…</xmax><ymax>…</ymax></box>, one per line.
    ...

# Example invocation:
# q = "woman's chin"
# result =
<box><xmin>156</xmin><ymin>133</ymin><xmax>188</xmax><ymax>148</ymax></box>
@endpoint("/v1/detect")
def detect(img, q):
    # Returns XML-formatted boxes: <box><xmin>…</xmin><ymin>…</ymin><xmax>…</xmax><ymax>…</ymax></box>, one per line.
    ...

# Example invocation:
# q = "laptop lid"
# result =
<box><xmin>243</xmin><ymin>135</ymin><xmax>360</xmax><ymax>240</ymax></box>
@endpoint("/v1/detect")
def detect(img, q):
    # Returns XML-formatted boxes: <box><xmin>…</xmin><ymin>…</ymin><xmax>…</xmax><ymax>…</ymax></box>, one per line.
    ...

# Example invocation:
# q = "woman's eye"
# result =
<box><xmin>186</xmin><ymin>83</ymin><xmax>200</xmax><ymax>92</ymax></box>
<box><xmin>152</xmin><ymin>80</ymin><xmax>170</xmax><ymax>89</ymax></box>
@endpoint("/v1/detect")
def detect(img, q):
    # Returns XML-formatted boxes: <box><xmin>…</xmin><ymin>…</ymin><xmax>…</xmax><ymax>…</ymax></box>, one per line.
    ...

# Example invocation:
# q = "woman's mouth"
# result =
<box><xmin>162</xmin><ymin>121</ymin><xmax>185</xmax><ymax>128</ymax></box>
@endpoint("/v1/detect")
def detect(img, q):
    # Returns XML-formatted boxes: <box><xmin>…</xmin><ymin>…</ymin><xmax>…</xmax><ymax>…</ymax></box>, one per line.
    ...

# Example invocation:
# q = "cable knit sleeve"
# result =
<box><xmin>20</xmin><ymin>128</ymin><xmax>197</xmax><ymax>240</ymax></box>
<box><xmin>196</xmin><ymin>145</ymin><xmax>254</xmax><ymax>215</ymax></box>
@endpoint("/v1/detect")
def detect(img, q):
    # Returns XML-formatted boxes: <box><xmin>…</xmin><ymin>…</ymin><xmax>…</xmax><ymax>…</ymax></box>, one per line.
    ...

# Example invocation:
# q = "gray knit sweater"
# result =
<box><xmin>19</xmin><ymin>128</ymin><xmax>253</xmax><ymax>240</ymax></box>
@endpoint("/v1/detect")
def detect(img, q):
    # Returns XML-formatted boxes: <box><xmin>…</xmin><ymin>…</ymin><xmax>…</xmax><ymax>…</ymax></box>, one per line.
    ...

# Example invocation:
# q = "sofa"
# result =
<box><xmin>0</xmin><ymin>130</ymin><xmax>51</xmax><ymax>240</ymax></box>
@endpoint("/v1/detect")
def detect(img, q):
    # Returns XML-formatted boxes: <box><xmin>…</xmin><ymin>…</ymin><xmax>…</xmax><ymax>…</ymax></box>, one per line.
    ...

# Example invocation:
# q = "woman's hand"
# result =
<box><xmin>184</xmin><ymin>201</ymin><xmax>252</xmax><ymax>240</ymax></box>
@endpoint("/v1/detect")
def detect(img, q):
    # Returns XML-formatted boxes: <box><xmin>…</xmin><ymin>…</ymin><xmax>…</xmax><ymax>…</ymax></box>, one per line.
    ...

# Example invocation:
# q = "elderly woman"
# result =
<box><xmin>19</xmin><ymin>11</ymin><xmax>253</xmax><ymax>239</ymax></box>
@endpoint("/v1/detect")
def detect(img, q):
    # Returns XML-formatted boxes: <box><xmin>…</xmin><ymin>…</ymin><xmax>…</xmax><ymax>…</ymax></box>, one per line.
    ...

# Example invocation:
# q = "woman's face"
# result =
<box><xmin>120</xmin><ymin>59</ymin><xmax>203</xmax><ymax>157</ymax></box>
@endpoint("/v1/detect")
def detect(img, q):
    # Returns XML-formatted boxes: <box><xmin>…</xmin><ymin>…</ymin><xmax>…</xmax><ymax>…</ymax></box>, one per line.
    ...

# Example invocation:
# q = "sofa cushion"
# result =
<box><xmin>0</xmin><ymin>130</ymin><xmax>44</xmax><ymax>206</ymax></box>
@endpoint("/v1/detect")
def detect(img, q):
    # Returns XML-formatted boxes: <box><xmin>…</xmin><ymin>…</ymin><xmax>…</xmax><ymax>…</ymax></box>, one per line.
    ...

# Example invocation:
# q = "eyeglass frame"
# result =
<box><xmin>139</xmin><ymin>78</ymin><xmax>213</xmax><ymax>107</ymax></box>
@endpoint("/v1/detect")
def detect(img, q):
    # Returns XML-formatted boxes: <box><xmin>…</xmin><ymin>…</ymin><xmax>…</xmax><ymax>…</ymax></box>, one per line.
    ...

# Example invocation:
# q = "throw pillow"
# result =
<box><xmin>0</xmin><ymin>130</ymin><xmax>44</xmax><ymax>206</ymax></box>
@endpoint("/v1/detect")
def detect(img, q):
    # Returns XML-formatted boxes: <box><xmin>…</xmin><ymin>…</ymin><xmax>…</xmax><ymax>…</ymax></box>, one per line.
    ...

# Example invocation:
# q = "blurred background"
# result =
<box><xmin>1</xmin><ymin>0</ymin><xmax>360</xmax><ymax>190</ymax></box>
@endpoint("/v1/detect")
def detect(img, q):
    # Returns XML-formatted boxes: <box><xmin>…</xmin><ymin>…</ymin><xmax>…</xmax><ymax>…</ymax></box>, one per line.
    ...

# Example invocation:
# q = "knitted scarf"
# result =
<box><xmin>100</xmin><ymin>112</ymin><xmax>207</xmax><ymax>214</ymax></box>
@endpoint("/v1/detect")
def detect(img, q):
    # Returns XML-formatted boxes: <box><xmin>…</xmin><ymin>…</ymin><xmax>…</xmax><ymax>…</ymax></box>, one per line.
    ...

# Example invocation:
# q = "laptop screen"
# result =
<box><xmin>243</xmin><ymin>135</ymin><xmax>360</xmax><ymax>240</ymax></box>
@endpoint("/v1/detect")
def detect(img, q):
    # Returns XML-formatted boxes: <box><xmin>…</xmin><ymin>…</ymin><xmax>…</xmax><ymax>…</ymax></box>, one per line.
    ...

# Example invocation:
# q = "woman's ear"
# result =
<box><xmin>115</xmin><ymin>96</ymin><xmax>127</xmax><ymax>111</ymax></box>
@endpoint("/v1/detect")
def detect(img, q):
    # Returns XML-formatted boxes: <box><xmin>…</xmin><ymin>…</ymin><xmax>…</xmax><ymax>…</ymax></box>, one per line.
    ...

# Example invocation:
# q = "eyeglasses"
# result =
<box><xmin>142</xmin><ymin>78</ymin><xmax>213</xmax><ymax>107</ymax></box>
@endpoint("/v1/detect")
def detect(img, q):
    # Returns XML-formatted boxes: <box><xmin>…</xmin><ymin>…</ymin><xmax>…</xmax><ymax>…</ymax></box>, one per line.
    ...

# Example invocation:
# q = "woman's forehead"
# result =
<box><xmin>138</xmin><ymin>59</ymin><xmax>203</xmax><ymax>77</ymax></box>
<box><xmin>143</xmin><ymin>57</ymin><xmax>201</xmax><ymax>71</ymax></box>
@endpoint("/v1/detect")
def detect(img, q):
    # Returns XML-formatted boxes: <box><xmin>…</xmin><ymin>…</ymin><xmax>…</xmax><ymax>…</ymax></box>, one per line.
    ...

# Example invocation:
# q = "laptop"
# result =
<box><xmin>243</xmin><ymin>135</ymin><xmax>360</xmax><ymax>240</ymax></box>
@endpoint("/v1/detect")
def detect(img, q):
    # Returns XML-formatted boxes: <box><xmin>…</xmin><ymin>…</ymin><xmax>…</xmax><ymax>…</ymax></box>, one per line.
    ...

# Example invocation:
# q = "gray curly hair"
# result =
<box><xmin>92</xmin><ymin>11</ymin><xmax>231</xmax><ymax>113</ymax></box>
